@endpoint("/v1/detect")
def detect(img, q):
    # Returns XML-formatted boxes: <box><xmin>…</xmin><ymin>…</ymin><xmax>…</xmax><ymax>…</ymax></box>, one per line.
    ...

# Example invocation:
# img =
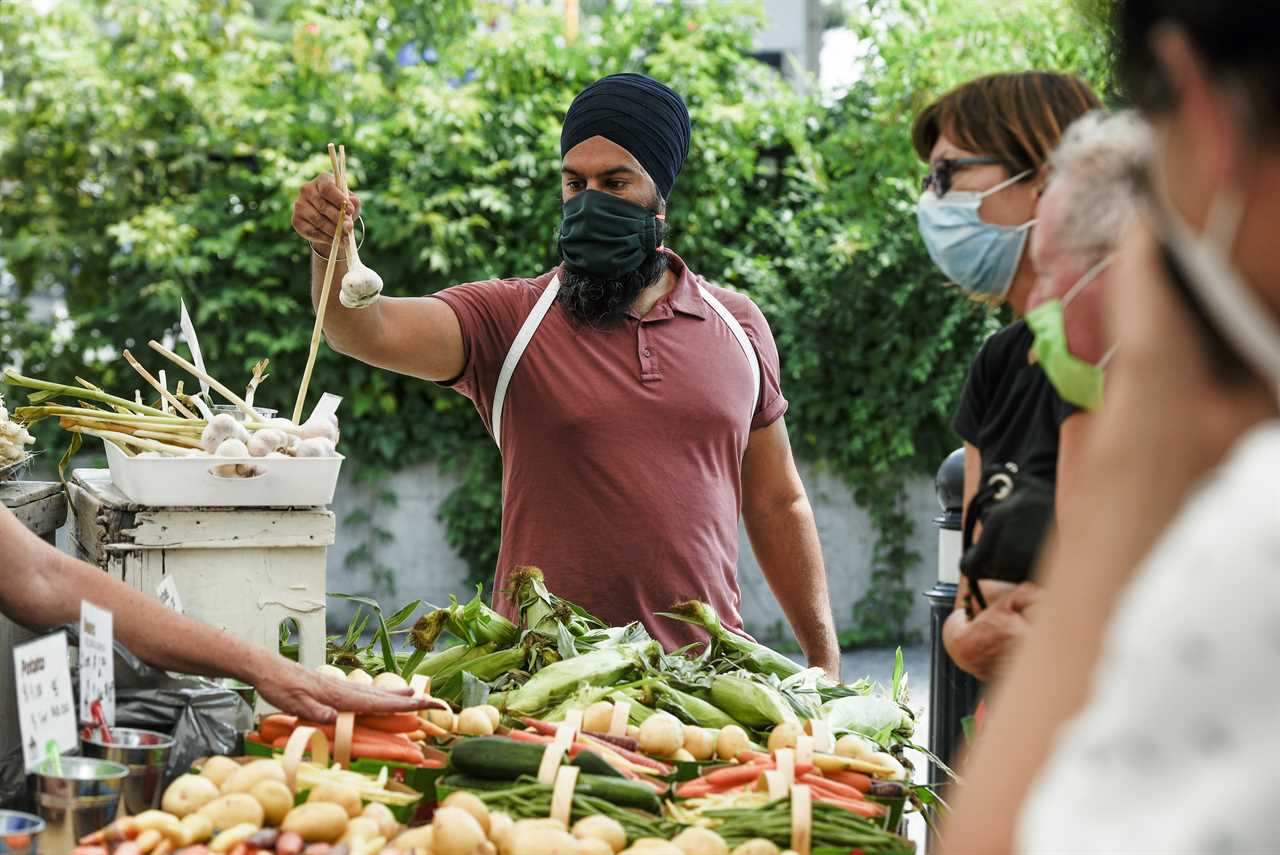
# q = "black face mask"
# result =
<box><xmin>558</xmin><ymin>190</ymin><xmax>661</xmax><ymax>278</ymax></box>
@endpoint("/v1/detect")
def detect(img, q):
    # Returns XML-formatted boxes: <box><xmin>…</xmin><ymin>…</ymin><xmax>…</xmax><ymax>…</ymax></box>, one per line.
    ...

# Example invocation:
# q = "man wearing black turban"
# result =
<box><xmin>292</xmin><ymin>74</ymin><xmax>839</xmax><ymax>674</ymax></box>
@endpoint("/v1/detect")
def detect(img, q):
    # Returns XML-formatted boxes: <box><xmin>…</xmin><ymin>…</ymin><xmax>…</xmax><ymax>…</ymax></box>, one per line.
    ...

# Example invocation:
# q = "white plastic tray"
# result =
<box><xmin>103</xmin><ymin>441</ymin><xmax>343</xmax><ymax>507</ymax></box>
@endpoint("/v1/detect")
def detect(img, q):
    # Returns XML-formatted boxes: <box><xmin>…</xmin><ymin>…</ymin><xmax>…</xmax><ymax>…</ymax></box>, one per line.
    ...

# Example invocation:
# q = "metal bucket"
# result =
<box><xmin>81</xmin><ymin>728</ymin><xmax>175</xmax><ymax>815</ymax></box>
<box><xmin>29</xmin><ymin>757</ymin><xmax>127</xmax><ymax>854</ymax></box>
<box><xmin>0</xmin><ymin>811</ymin><xmax>45</xmax><ymax>855</ymax></box>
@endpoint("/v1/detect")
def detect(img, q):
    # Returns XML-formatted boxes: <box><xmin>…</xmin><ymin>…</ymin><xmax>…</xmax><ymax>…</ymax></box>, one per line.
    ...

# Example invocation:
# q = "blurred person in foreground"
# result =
<box><xmin>943</xmin><ymin>1</ymin><xmax>1280</xmax><ymax>852</ymax></box>
<box><xmin>0</xmin><ymin>505</ymin><xmax>430</xmax><ymax>722</ymax></box>
<box><xmin>1024</xmin><ymin>109</ymin><xmax>1153</xmax><ymax>527</ymax></box>
<box><xmin>291</xmin><ymin>73</ymin><xmax>839</xmax><ymax>671</ymax></box>
<box><xmin>912</xmin><ymin>72</ymin><xmax>1101</xmax><ymax>681</ymax></box>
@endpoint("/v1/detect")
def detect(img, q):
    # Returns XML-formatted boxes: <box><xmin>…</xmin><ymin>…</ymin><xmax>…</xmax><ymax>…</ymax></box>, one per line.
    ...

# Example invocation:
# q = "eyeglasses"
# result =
<box><xmin>922</xmin><ymin>156</ymin><xmax>1006</xmax><ymax>196</ymax></box>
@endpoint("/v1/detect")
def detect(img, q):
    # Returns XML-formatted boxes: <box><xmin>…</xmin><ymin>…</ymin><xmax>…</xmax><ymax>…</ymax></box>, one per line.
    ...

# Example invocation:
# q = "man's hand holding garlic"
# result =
<box><xmin>293</xmin><ymin>169</ymin><xmax>384</xmax><ymax>310</ymax></box>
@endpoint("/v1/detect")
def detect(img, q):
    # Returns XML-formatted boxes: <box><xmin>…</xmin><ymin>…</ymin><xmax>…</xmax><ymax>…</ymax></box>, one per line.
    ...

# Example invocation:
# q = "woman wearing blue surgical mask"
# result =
<box><xmin>911</xmin><ymin>72</ymin><xmax>1102</xmax><ymax>684</ymax></box>
<box><xmin>944</xmin><ymin>2</ymin><xmax>1280</xmax><ymax>852</ymax></box>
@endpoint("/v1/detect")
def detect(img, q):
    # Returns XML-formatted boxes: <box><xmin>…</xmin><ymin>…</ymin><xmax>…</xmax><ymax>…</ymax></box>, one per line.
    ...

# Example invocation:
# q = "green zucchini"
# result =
<box><xmin>574</xmin><ymin>775</ymin><xmax>662</xmax><ymax>812</ymax></box>
<box><xmin>441</xmin><ymin>774</ymin><xmax>513</xmax><ymax>792</ymax></box>
<box><xmin>450</xmin><ymin>737</ymin><xmax>547</xmax><ymax>779</ymax></box>
<box><xmin>570</xmin><ymin>749</ymin><xmax>624</xmax><ymax>779</ymax></box>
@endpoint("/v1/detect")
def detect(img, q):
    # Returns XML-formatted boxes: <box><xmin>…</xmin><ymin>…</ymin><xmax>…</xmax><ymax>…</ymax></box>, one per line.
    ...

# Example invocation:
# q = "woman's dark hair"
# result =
<box><xmin>911</xmin><ymin>72</ymin><xmax>1102</xmax><ymax>171</ymax></box>
<box><xmin>1115</xmin><ymin>0</ymin><xmax>1280</xmax><ymax>136</ymax></box>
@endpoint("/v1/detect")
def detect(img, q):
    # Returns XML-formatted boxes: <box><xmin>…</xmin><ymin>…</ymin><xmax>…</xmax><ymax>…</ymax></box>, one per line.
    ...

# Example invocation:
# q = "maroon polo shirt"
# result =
<box><xmin>433</xmin><ymin>250</ymin><xmax>788</xmax><ymax>650</ymax></box>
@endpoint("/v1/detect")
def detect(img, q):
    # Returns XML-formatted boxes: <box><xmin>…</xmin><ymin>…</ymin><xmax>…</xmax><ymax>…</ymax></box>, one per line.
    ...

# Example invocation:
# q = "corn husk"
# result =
<box><xmin>652</xmin><ymin>684</ymin><xmax>738</xmax><ymax>730</ymax></box>
<box><xmin>658</xmin><ymin>600</ymin><xmax>803</xmax><ymax>679</ymax></box>
<box><xmin>708</xmin><ymin>673</ymin><xmax>795</xmax><ymax>729</ymax></box>
<box><xmin>411</xmin><ymin>586</ymin><xmax>520</xmax><ymax>651</ymax></box>
<box><xmin>505</xmin><ymin>642</ymin><xmax>655</xmax><ymax>716</ymax></box>
<box><xmin>819</xmin><ymin>694</ymin><xmax>914</xmax><ymax>740</ymax></box>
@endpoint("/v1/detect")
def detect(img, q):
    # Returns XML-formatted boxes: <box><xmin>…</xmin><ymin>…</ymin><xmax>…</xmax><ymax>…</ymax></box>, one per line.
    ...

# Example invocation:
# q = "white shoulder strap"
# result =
<box><xmin>491</xmin><ymin>276</ymin><xmax>560</xmax><ymax>451</ymax></box>
<box><xmin>698</xmin><ymin>284</ymin><xmax>761</xmax><ymax>414</ymax></box>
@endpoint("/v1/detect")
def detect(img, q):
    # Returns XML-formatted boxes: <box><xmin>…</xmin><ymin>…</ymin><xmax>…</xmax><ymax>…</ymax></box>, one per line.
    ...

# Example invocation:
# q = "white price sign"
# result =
<box><xmin>79</xmin><ymin>600</ymin><xmax>115</xmax><ymax>726</ymax></box>
<box><xmin>13</xmin><ymin>632</ymin><xmax>78</xmax><ymax>772</ymax></box>
<box><xmin>156</xmin><ymin>575</ymin><xmax>184</xmax><ymax>614</ymax></box>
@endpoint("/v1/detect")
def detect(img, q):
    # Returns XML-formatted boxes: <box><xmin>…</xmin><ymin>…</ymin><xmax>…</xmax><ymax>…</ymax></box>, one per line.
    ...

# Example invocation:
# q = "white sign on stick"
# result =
<box><xmin>156</xmin><ymin>575</ymin><xmax>185</xmax><ymax>614</ymax></box>
<box><xmin>79</xmin><ymin>600</ymin><xmax>115</xmax><ymax>726</ymax></box>
<box><xmin>13</xmin><ymin>632</ymin><xmax>78</xmax><ymax>772</ymax></box>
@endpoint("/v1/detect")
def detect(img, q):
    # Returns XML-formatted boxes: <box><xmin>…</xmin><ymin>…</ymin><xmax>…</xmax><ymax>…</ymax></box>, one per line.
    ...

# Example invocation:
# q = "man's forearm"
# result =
<box><xmin>745</xmin><ymin>496</ymin><xmax>840</xmax><ymax>675</ymax></box>
<box><xmin>309</xmin><ymin>244</ymin><xmax>386</xmax><ymax>358</ymax></box>
<box><xmin>4</xmin><ymin>517</ymin><xmax>277</xmax><ymax>684</ymax></box>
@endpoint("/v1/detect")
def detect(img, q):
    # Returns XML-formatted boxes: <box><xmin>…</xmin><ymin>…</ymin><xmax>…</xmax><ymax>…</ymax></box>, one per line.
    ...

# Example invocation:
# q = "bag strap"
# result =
<box><xmin>490</xmin><ymin>277</ymin><xmax>761</xmax><ymax>452</ymax></box>
<box><xmin>491</xmin><ymin>276</ymin><xmax>561</xmax><ymax>451</ymax></box>
<box><xmin>698</xmin><ymin>284</ymin><xmax>761</xmax><ymax>413</ymax></box>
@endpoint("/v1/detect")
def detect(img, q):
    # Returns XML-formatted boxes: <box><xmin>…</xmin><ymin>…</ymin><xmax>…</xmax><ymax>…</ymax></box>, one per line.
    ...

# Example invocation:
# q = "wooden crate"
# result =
<box><xmin>66</xmin><ymin>469</ymin><xmax>333</xmax><ymax>674</ymax></box>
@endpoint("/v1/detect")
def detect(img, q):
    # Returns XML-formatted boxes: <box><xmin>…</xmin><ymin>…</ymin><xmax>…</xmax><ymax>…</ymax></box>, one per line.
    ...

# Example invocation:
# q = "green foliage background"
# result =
<box><xmin>0</xmin><ymin>0</ymin><xmax>1110</xmax><ymax>644</ymax></box>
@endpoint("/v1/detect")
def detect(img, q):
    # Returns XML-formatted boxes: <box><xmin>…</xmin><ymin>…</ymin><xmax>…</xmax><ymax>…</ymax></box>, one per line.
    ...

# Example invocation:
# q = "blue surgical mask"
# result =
<box><xmin>917</xmin><ymin>170</ymin><xmax>1037</xmax><ymax>301</ymax></box>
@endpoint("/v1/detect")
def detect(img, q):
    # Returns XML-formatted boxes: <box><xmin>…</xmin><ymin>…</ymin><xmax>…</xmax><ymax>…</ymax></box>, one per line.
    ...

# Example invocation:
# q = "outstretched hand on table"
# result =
<box><xmin>252</xmin><ymin>657</ymin><xmax>438</xmax><ymax>723</ymax></box>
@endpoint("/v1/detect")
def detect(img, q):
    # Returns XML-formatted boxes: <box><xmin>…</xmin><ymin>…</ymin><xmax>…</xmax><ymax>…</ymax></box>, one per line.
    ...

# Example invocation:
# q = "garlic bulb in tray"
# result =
<box><xmin>0</xmin><ymin>394</ymin><xmax>35</xmax><ymax>466</ymax></box>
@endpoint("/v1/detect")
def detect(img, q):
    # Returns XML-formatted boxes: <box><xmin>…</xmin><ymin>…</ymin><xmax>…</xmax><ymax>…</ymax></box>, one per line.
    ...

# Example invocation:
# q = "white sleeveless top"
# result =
<box><xmin>1017</xmin><ymin>421</ymin><xmax>1280</xmax><ymax>854</ymax></box>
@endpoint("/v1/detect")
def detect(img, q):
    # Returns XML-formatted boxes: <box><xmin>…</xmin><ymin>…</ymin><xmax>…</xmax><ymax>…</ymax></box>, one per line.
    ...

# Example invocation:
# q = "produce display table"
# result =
<box><xmin>0</xmin><ymin>480</ymin><xmax>69</xmax><ymax>807</ymax></box>
<box><xmin>66</xmin><ymin>468</ymin><xmax>333</xmax><ymax>672</ymax></box>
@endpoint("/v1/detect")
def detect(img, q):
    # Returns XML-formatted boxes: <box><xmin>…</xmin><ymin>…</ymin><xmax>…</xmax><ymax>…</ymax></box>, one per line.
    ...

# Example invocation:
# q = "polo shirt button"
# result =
<box><xmin>643</xmin><ymin>348</ymin><xmax>652</xmax><ymax>358</ymax></box>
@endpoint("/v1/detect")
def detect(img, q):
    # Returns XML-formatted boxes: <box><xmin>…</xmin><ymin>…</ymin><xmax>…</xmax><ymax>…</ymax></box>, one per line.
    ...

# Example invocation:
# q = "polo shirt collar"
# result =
<box><xmin>657</xmin><ymin>249</ymin><xmax>707</xmax><ymax>320</ymax></box>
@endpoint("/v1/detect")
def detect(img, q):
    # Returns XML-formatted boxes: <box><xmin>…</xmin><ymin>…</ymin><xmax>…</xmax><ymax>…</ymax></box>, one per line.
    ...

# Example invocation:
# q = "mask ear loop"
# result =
<box><xmin>1062</xmin><ymin>255</ymin><xmax>1114</xmax><ymax>308</ymax></box>
<box><xmin>978</xmin><ymin>169</ymin><xmax>1034</xmax><ymax>199</ymax></box>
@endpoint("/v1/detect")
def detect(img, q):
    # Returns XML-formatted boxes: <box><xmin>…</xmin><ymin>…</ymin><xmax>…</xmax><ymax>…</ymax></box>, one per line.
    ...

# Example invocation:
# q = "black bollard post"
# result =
<box><xmin>923</xmin><ymin>449</ymin><xmax>982</xmax><ymax>840</ymax></box>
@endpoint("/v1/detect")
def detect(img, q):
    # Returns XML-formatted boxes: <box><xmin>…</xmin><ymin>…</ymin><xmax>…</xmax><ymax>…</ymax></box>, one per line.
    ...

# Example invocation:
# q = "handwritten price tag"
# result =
<box><xmin>79</xmin><ymin>601</ymin><xmax>115</xmax><ymax>726</ymax></box>
<box><xmin>14</xmin><ymin>632</ymin><xmax>78</xmax><ymax>772</ymax></box>
<box><xmin>156</xmin><ymin>575</ymin><xmax>184</xmax><ymax>614</ymax></box>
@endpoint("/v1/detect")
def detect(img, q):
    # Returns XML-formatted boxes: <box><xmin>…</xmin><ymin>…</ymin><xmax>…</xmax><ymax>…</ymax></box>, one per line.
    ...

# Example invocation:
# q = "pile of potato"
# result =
<box><xmin>402</xmin><ymin>791</ymin><xmax>745</xmax><ymax>855</ymax></box>
<box><xmin>71</xmin><ymin>756</ymin><xmax>418</xmax><ymax>855</ymax></box>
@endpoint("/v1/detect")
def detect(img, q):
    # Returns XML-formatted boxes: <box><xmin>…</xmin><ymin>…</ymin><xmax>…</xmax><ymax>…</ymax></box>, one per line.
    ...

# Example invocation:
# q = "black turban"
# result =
<box><xmin>560</xmin><ymin>73</ymin><xmax>692</xmax><ymax>200</ymax></box>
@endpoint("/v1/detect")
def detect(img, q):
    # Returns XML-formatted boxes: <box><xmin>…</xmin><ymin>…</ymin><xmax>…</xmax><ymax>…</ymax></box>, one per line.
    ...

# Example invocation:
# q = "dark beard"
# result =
<box><xmin>558</xmin><ymin>251</ymin><xmax>669</xmax><ymax>328</ymax></box>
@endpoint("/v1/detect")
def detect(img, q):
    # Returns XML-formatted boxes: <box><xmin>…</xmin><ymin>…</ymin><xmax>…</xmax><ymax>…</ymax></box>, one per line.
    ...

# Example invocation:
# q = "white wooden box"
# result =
<box><xmin>103</xmin><ymin>441</ymin><xmax>344</xmax><ymax>508</ymax></box>
<box><xmin>66</xmin><ymin>469</ymin><xmax>332</xmax><ymax>678</ymax></box>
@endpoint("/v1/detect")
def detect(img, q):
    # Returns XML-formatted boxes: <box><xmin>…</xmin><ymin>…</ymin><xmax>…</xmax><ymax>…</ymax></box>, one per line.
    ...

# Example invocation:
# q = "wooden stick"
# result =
<box><xmin>123</xmin><ymin>349</ymin><xmax>200</xmax><ymax>419</ymax></box>
<box><xmin>293</xmin><ymin>142</ymin><xmax>347</xmax><ymax>423</ymax></box>
<box><xmin>147</xmin><ymin>339</ymin><xmax>261</xmax><ymax>421</ymax></box>
<box><xmin>338</xmin><ymin>146</ymin><xmax>359</xmax><ymax>260</ymax></box>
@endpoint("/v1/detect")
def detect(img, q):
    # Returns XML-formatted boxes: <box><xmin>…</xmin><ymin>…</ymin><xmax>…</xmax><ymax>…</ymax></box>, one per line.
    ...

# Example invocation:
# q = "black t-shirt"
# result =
<box><xmin>953</xmin><ymin>320</ymin><xmax>1078</xmax><ymax>484</ymax></box>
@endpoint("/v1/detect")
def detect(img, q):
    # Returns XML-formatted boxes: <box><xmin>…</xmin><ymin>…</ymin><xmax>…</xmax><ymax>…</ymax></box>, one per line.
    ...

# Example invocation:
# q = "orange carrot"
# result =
<box><xmin>814</xmin><ymin>794</ymin><xmax>885</xmax><ymax>818</ymax></box>
<box><xmin>355</xmin><ymin>712</ymin><xmax>422</xmax><ymax>733</ymax></box>
<box><xmin>801</xmin><ymin>773</ymin><xmax>869</xmax><ymax>802</ymax></box>
<box><xmin>738</xmin><ymin>750</ymin><xmax>771</xmax><ymax>764</ymax></box>
<box><xmin>506</xmin><ymin>729</ymin><xmax>553</xmax><ymax>745</ymax></box>
<box><xmin>704</xmin><ymin>764</ymin><xmax>767</xmax><ymax>787</ymax></box>
<box><xmin>824</xmin><ymin>769</ymin><xmax>873</xmax><ymax>793</ymax></box>
<box><xmin>675</xmin><ymin>779</ymin><xmax>715</xmax><ymax>798</ymax></box>
<box><xmin>259</xmin><ymin>715</ymin><xmax>298</xmax><ymax>744</ymax></box>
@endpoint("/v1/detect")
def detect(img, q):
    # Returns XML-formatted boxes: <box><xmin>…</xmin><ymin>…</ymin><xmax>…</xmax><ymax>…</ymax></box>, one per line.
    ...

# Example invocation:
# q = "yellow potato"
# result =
<box><xmin>209</xmin><ymin>822</ymin><xmax>259</xmax><ymax>853</ymax></box>
<box><xmin>132</xmin><ymin>810</ymin><xmax>186</xmax><ymax>843</ymax></box>
<box><xmin>307</xmin><ymin>781</ymin><xmax>363</xmax><ymax>818</ymax></box>
<box><xmin>281</xmin><ymin>801</ymin><xmax>350</xmax><ymax>843</ymax></box>
<box><xmin>220</xmin><ymin>759</ymin><xmax>286</xmax><ymax>795</ymax></box>
<box><xmin>341</xmin><ymin>816</ymin><xmax>383</xmax><ymax>843</ymax></box>
<box><xmin>441</xmin><ymin>791</ymin><xmax>490</xmax><ymax>835</ymax></box>
<box><xmin>392</xmin><ymin>825</ymin><xmax>434</xmax><ymax>850</ymax></box>
<box><xmin>250</xmin><ymin>779</ymin><xmax>294</xmax><ymax>826</ymax></box>
<box><xmin>347</xmin><ymin>668</ymin><xmax>374</xmax><ymax>686</ymax></box>
<box><xmin>580</xmin><ymin>838</ymin><xmax>615</xmax><ymax>855</ymax></box>
<box><xmin>179</xmin><ymin>813</ymin><xmax>214</xmax><ymax>846</ymax></box>
<box><xmin>162</xmin><ymin>774</ymin><xmax>220</xmax><ymax>818</ymax></box>
<box><xmin>572</xmin><ymin>815</ymin><xmax>626</xmax><ymax>853</ymax></box>
<box><xmin>509</xmin><ymin>827</ymin><xmax>579</xmax><ymax>855</ymax></box>
<box><xmin>362</xmin><ymin>801</ymin><xmax>400</xmax><ymax>839</ymax></box>
<box><xmin>373</xmin><ymin>671</ymin><xmax>409</xmax><ymax>691</ymax></box>
<box><xmin>198</xmin><ymin>756</ymin><xmax>241</xmax><ymax>790</ymax></box>
<box><xmin>197</xmin><ymin>793</ymin><xmax>265</xmax><ymax>831</ymax></box>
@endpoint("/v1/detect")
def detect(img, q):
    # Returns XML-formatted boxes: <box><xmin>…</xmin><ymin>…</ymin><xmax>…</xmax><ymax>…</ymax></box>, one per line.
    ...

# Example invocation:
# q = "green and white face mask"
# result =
<box><xmin>1026</xmin><ymin>255</ymin><xmax>1118</xmax><ymax>411</ymax></box>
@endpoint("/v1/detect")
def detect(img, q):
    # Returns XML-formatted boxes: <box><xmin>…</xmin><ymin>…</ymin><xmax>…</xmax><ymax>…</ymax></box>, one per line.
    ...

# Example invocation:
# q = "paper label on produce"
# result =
<box><xmin>309</xmin><ymin>393</ymin><xmax>343</xmax><ymax>423</ymax></box>
<box><xmin>14</xmin><ymin>632</ymin><xmax>78</xmax><ymax>772</ymax></box>
<box><xmin>179</xmin><ymin>300</ymin><xmax>210</xmax><ymax>397</ymax></box>
<box><xmin>795</xmin><ymin>734</ymin><xmax>813</xmax><ymax>765</ymax></box>
<box><xmin>776</xmin><ymin>748</ymin><xmax>796</xmax><ymax>788</ymax></box>
<box><xmin>156</xmin><ymin>575</ymin><xmax>184</xmax><ymax>614</ymax></box>
<box><xmin>564</xmin><ymin>708</ymin><xmax>584</xmax><ymax>738</ymax></box>
<box><xmin>810</xmin><ymin>720</ymin><xmax>833</xmax><ymax>754</ymax></box>
<box><xmin>608</xmin><ymin>700</ymin><xmax>631</xmax><ymax>737</ymax></box>
<box><xmin>78</xmin><ymin>600</ymin><xmax>115</xmax><ymax>725</ymax></box>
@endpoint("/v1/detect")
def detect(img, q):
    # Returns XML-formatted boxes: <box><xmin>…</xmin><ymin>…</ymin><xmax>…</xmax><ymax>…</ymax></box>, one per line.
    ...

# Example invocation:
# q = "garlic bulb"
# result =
<box><xmin>300</xmin><ymin>412</ymin><xmax>340</xmax><ymax>444</ymax></box>
<box><xmin>201</xmin><ymin>413</ymin><xmax>249</xmax><ymax>454</ymax></box>
<box><xmin>247</xmin><ymin>428</ymin><xmax>291</xmax><ymax>457</ymax></box>
<box><xmin>293</xmin><ymin>437</ymin><xmax>337</xmax><ymax>458</ymax></box>
<box><xmin>339</xmin><ymin>234</ymin><xmax>383</xmax><ymax>309</ymax></box>
<box><xmin>0</xmin><ymin>395</ymin><xmax>35</xmax><ymax>466</ymax></box>
<box><xmin>212</xmin><ymin>437</ymin><xmax>260</xmax><ymax>477</ymax></box>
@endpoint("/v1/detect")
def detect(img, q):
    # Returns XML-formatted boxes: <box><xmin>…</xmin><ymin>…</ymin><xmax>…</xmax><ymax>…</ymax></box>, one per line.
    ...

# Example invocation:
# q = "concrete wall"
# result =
<box><xmin>325</xmin><ymin>462</ymin><xmax>942</xmax><ymax>645</ymax></box>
